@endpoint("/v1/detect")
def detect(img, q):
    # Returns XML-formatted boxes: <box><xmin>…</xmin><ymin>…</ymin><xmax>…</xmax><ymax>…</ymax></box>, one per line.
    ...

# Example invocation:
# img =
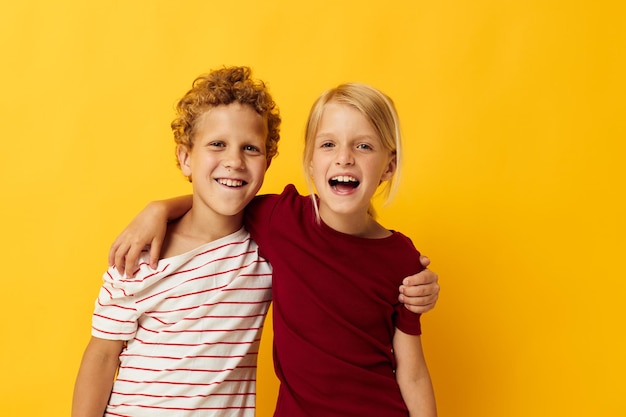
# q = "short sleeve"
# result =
<box><xmin>391</xmin><ymin>234</ymin><xmax>424</xmax><ymax>336</ymax></box>
<box><xmin>91</xmin><ymin>267</ymin><xmax>140</xmax><ymax>341</ymax></box>
<box><xmin>394</xmin><ymin>305</ymin><xmax>422</xmax><ymax>335</ymax></box>
<box><xmin>244</xmin><ymin>187</ymin><xmax>294</xmax><ymax>257</ymax></box>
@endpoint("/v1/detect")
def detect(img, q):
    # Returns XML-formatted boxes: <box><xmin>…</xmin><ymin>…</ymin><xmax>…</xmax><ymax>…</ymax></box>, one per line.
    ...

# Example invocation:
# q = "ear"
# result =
<box><xmin>380</xmin><ymin>153</ymin><xmax>397</xmax><ymax>182</ymax></box>
<box><xmin>177</xmin><ymin>145</ymin><xmax>192</xmax><ymax>177</ymax></box>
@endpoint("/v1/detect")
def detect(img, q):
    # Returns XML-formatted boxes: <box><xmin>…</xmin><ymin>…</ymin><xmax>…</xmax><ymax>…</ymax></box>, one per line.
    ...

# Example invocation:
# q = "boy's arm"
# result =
<box><xmin>108</xmin><ymin>195</ymin><xmax>192</xmax><ymax>276</ymax></box>
<box><xmin>72</xmin><ymin>337</ymin><xmax>125</xmax><ymax>417</ymax></box>
<box><xmin>393</xmin><ymin>329</ymin><xmax>437</xmax><ymax>417</ymax></box>
<box><xmin>399</xmin><ymin>256</ymin><xmax>440</xmax><ymax>314</ymax></box>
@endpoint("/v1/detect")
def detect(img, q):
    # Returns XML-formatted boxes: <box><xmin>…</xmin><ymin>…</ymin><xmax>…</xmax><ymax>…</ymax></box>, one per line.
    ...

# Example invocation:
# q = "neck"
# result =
<box><xmin>181</xmin><ymin>207</ymin><xmax>244</xmax><ymax>242</ymax></box>
<box><xmin>160</xmin><ymin>208</ymin><xmax>244</xmax><ymax>259</ymax></box>
<box><xmin>318</xmin><ymin>206</ymin><xmax>390</xmax><ymax>239</ymax></box>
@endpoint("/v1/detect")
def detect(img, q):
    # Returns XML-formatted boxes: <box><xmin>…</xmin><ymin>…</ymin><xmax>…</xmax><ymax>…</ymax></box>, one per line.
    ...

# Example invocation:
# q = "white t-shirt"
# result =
<box><xmin>92</xmin><ymin>227</ymin><xmax>273</xmax><ymax>417</ymax></box>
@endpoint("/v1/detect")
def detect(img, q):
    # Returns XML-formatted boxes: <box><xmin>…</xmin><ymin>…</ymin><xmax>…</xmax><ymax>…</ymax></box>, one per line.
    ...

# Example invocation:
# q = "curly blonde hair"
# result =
<box><xmin>171</xmin><ymin>66</ymin><xmax>281</xmax><ymax>170</ymax></box>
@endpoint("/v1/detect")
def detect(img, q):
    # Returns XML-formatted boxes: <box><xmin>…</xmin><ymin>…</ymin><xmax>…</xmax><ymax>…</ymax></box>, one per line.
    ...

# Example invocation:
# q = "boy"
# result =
<box><xmin>72</xmin><ymin>66</ymin><xmax>280</xmax><ymax>417</ymax></box>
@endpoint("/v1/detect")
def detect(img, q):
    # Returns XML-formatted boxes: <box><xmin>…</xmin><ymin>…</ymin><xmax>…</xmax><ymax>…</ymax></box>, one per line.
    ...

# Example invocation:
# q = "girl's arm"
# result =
<box><xmin>72</xmin><ymin>337</ymin><xmax>125</xmax><ymax>417</ymax></box>
<box><xmin>393</xmin><ymin>329</ymin><xmax>437</xmax><ymax>417</ymax></box>
<box><xmin>108</xmin><ymin>195</ymin><xmax>192</xmax><ymax>276</ymax></box>
<box><xmin>104</xmin><ymin>196</ymin><xmax>441</xmax><ymax>311</ymax></box>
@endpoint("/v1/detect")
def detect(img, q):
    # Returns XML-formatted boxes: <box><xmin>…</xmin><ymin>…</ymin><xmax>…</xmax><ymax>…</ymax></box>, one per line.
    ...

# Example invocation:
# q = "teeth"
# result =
<box><xmin>217</xmin><ymin>178</ymin><xmax>244</xmax><ymax>187</ymax></box>
<box><xmin>331</xmin><ymin>175</ymin><xmax>358</xmax><ymax>183</ymax></box>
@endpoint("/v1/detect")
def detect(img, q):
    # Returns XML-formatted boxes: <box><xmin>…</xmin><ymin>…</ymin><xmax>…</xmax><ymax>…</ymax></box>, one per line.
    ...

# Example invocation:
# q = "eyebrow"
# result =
<box><xmin>315</xmin><ymin>132</ymin><xmax>378</xmax><ymax>141</ymax></box>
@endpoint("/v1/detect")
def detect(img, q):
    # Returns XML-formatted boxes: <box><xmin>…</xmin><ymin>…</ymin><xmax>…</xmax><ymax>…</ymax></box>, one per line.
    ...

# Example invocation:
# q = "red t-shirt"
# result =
<box><xmin>246</xmin><ymin>185</ymin><xmax>423</xmax><ymax>417</ymax></box>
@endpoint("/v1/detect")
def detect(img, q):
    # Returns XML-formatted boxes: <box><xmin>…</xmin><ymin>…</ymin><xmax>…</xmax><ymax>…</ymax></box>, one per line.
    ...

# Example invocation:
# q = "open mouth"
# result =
<box><xmin>329</xmin><ymin>175</ymin><xmax>360</xmax><ymax>191</ymax></box>
<box><xmin>216</xmin><ymin>178</ymin><xmax>247</xmax><ymax>188</ymax></box>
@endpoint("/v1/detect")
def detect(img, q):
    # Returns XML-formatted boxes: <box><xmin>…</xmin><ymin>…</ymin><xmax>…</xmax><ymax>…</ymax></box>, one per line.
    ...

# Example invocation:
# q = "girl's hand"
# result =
<box><xmin>398</xmin><ymin>256</ymin><xmax>440</xmax><ymax>314</ymax></box>
<box><xmin>108</xmin><ymin>201</ymin><xmax>169</xmax><ymax>277</ymax></box>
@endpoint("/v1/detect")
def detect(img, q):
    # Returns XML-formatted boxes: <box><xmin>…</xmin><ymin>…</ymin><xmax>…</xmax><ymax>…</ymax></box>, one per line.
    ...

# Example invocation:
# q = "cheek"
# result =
<box><xmin>309</xmin><ymin>153</ymin><xmax>328</xmax><ymax>171</ymax></box>
<box><xmin>249</xmin><ymin>159</ymin><xmax>268</xmax><ymax>178</ymax></box>
<box><xmin>308</xmin><ymin>156</ymin><xmax>317</xmax><ymax>175</ymax></box>
<box><xmin>310</xmin><ymin>161</ymin><xmax>326</xmax><ymax>181</ymax></box>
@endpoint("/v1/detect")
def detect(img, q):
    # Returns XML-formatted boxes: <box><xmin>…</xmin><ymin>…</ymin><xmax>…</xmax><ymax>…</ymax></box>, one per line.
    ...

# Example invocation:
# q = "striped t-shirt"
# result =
<box><xmin>92</xmin><ymin>227</ymin><xmax>273</xmax><ymax>417</ymax></box>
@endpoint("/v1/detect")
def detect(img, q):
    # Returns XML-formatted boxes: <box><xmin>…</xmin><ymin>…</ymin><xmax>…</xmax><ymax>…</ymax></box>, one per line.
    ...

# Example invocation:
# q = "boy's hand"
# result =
<box><xmin>398</xmin><ymin>256</ymin><xmax>440</xmax><ymax>314</ymax></box>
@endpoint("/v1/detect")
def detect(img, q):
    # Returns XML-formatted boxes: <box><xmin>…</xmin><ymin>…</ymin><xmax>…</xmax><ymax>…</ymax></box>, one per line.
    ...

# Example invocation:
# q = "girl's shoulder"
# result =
<box><xmin>248</xmin><ymin>184</ymin><xmax>311</xmax><ymax>215</ymax></box>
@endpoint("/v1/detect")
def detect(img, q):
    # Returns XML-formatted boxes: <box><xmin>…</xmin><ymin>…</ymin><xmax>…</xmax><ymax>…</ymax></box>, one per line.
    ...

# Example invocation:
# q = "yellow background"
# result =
<box><xmin>1</xmin><ymin>1</ymin><xmax>624</xmax><ymax>416</ymax></box>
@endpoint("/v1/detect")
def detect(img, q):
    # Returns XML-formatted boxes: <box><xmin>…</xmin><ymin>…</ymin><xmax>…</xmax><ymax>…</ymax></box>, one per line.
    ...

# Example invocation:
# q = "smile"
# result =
<box><xmin>216</xmin><ymin>178</ymin><xmax>247</xmax><ymax>187</ymax></box>
<box><xmin>329</xmin><ymin>175</ymin><xmax>360</xmax><ymax>190</ymax></box>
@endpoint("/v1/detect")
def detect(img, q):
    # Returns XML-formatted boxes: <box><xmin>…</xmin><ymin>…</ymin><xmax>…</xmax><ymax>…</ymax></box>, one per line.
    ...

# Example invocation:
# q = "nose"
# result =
<box><xmin>334</xmin><ymin>146</ymin><xmax>354</xmax><ymax>166</ymax></box>
<box><xmin>224</xmin><ymin>149</ymin><xmax>245</xmax><ymax>170</ymax></box>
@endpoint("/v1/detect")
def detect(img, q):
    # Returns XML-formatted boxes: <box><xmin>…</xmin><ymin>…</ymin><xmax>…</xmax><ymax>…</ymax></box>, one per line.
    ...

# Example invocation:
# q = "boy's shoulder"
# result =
<box><xmin>161</xmin><ymin>223</ymin><xmax>251</xmax><ymax>260</ymax></box>
<box><xmin>105</xmin><ymin>227</ymin><xmax>254</xmax><ymax>290</ymax></box>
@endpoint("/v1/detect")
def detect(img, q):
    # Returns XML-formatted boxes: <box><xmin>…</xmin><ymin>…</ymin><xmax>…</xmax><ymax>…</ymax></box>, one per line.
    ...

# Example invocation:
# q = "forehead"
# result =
<box><xmin>195</xmin><ymin>103</ymin><xmax>267</xmax><ymax>135</ymax></box>
<box><xmin>199</xmin><ymin>102</ymin><xmax>263</xmax><ymax>121</ymax></box>
<box><xmin>317</xmin><ymin>101</ymin><xmax>377</xmax><ymax>137</ymax></box>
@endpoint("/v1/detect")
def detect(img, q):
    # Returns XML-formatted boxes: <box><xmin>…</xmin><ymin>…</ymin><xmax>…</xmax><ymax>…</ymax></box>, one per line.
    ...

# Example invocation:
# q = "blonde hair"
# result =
<box><xmin>302</xmin><ymin>82</ymin><xmax>402</xmax><ymax>219</ymax></box>
<box><xmin>172</xmin><ymin>66</ymin><xmax>281</xmax><ymax>176</ymax></box>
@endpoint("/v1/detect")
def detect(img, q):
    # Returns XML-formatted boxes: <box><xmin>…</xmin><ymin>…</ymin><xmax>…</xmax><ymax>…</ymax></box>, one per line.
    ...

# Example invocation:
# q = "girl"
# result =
<box><xmin>111</xmin><ymin>83</ymin><xmax>437</xmax><ymax>416</ymax></box>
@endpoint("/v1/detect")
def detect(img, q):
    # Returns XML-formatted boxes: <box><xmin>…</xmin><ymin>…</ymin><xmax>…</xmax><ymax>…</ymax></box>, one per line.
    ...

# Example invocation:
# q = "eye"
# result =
<box><xmin>208</xmin><ymin>141</ymin><xmax>226</xmax><ymax>148</ymax></box>
<box><xmin>320</xmin><ymin>141</ymin><xmax>335</xmax><ymax>148</ymax></box>
<box><xmin>243</xmin><ymin>144</ymin><xmax>262</xmax><ymax>153</ymax></box>
<box><xmin>356</xmin><ymin>143</ymin><xmax>373</xmax><ymax>150</ymax></box>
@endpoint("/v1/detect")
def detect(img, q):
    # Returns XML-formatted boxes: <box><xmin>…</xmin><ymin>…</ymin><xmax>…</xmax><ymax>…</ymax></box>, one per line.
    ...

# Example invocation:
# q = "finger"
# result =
<box><xmin>113</xmin><ymin>242</ymin><xmax>131</xmax><ymax>275</ymax></box>
<box><xmin>399</xmin><ymin>289</ymin><xmax>439</xmax><ymax>304</ymax></box>
<box><xmin>108</xmin><ymin>244</ymin><xmax>117</xmax><ymax>267</ymax></box>
<box><xmin>109</xmin><ymin>239</ymin><xmax>124</xmax><ymax>267</ymax></box>
<box><xmin>124</xmin><ymin>244</ymin><xmax>144</xmax><ymax>278</ymax></box>
<box><xmin>402</xmin><ymin>269</ymin><xmax>438</xmax><ymax>286</ymax></box>
<box><xmin>149</xmin><ymin>238</ymin><xmax>162</xmax><ymax>270</ymax></box>
<box><xmin>402</xmin><ymin>300</ymin><xmax>437</xmax><ymax>314</ymax></box>
<box><xmin>400</xmin><ymin>281</ymin><xmax>440</xmax><ymax>297</ymax></box>
<box><xmin>419</xmin><ymin>255</ymin><xmax>431</xmax><ymax>268</ymax></box>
